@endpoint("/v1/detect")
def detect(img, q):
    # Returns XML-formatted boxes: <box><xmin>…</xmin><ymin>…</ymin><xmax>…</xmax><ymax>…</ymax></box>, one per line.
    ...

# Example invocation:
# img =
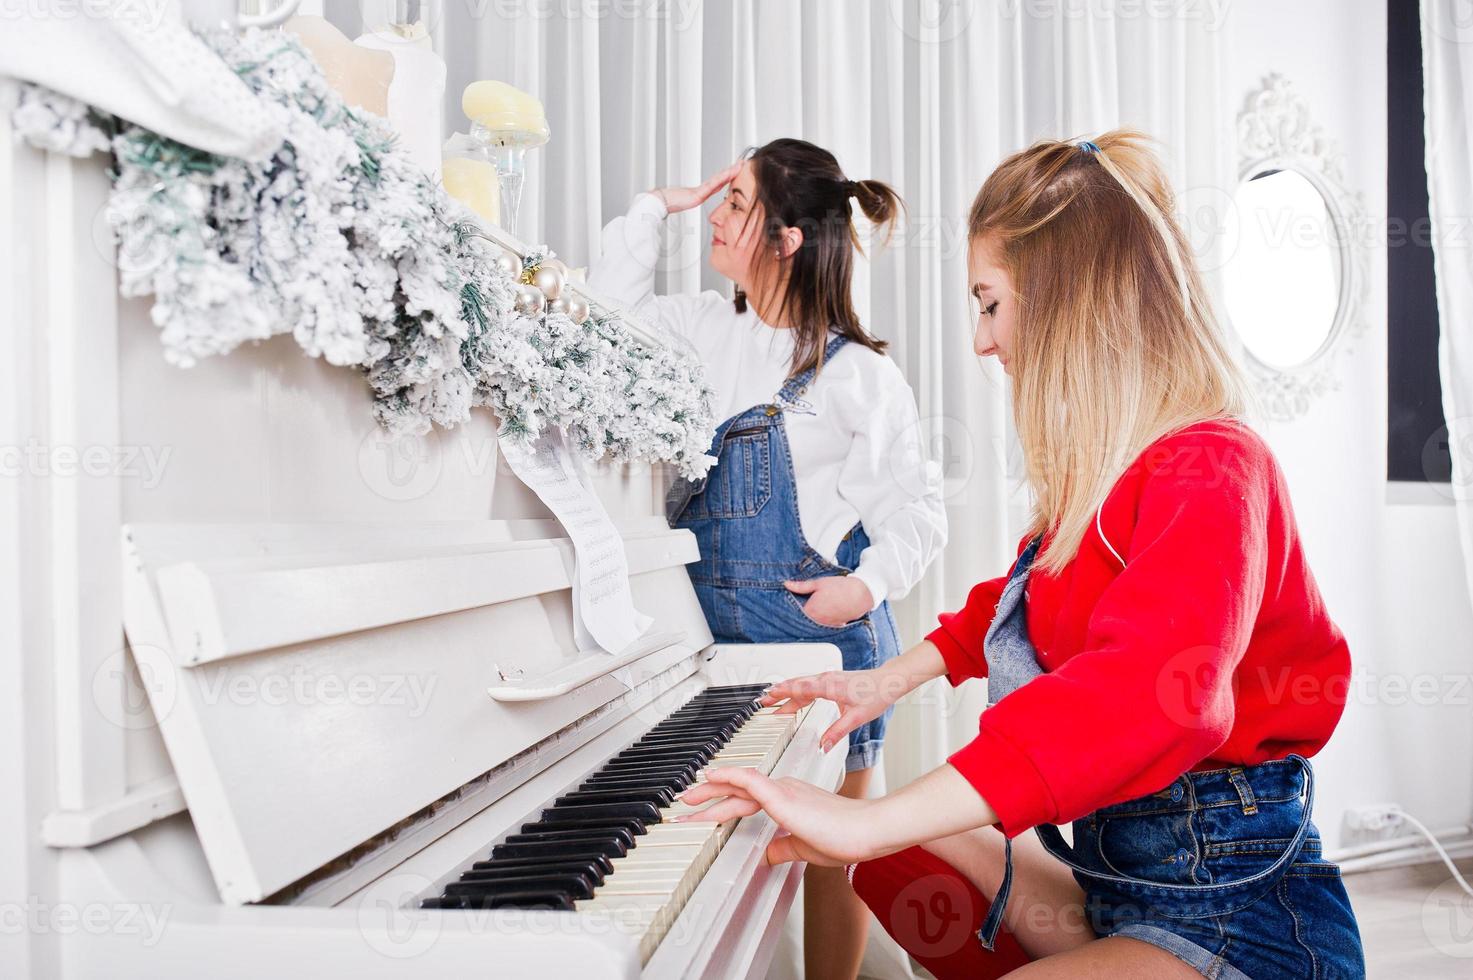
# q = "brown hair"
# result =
<box><xmin>735</xmin><ymin>138</ymin><xmax>903</xmax><ymax>376</ymax></box>
<box><xmin>969</xmin><ymin>130</ymin><xmax>1250</xmax><ymax>574</ymax></box>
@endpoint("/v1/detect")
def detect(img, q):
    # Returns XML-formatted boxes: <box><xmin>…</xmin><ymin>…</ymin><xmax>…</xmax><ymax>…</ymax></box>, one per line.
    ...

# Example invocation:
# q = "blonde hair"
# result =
<box><xmin>969</xmin><ymin>130</ymin><xmax>1250</xmax><ymax>575</ymax></box>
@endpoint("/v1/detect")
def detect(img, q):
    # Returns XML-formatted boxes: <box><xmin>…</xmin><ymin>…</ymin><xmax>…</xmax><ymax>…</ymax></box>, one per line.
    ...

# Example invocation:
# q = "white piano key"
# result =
<box><xmin>576</xmin><ymin>697</ymin><xmax>810</xmax><ymax>963</ymax></box>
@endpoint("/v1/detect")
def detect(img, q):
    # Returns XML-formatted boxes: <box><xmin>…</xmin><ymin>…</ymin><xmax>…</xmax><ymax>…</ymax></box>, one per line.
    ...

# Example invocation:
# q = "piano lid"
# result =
<box><xmin>120</xmin><ymin>518</ymin><xmax>713</xmax><ymax>905</ymax></box>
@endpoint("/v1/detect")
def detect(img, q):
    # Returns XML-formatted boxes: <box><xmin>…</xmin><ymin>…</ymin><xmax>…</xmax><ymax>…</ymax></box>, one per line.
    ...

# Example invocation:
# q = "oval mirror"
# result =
<box><xmin>1222</xmin><ymin>167</ymin><xmax>1341</xmax><ymax>370</ymax></box>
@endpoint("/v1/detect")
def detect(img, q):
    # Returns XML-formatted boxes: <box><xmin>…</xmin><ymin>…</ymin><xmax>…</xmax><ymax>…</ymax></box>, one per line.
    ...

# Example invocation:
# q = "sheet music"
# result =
<box><xmin>500</xmin><ymin>430</ymin><xmax>653</xmax><ymax>662</ymax></box>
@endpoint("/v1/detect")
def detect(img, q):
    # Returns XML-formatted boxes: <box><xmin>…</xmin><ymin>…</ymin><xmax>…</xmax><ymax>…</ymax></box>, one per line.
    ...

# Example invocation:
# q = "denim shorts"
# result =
<box><xmin>1037</xmin><ymin>756</ymin><xmax>1365</xmax><ymax>978</ymax></box>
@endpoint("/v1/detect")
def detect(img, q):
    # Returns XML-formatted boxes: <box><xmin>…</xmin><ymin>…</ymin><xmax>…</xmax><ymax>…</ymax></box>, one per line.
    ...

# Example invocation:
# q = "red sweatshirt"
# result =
<box><xmin>931</xmin><ymin>418</ymin><xmax>1350</xmax><ymax>837</ymax></box>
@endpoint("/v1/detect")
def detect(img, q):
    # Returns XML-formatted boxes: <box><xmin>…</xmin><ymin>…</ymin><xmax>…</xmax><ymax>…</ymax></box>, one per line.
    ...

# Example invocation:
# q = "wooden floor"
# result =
<box><xmin>1346</xmin><ymin>856</ymin><xmax>1473</xmax><ymax>978</ymax></box>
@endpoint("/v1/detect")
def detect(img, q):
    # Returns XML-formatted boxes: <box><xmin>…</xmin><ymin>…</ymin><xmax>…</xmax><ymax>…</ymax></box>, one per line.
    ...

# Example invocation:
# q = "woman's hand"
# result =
<box><xmin>675</xmin><ymin>767</ymin><xmax>885</xmax><ymax>866</ymax></box>
<box><xmin>784</xmin><ymin>575</ymin><xmax>873</xmax><ymax>628</ymax></box>
<box><xmin>762</xmin><ymin>666</ymin><xmax>910</xmax><ymax>754</ymax></box>
<box><xmin>652</xmin><ymin>162</ymin><xmax>741</xmax><ymax>214</ymax></box>
<box><xmin>677</xmin><ymin>763</ymin><xmax>1001</xmax><ymax>868</ymax></box>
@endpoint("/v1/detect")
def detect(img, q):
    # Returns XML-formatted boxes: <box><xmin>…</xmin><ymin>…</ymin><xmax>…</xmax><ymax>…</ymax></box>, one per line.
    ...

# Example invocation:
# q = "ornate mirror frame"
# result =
<box><xmin>1232</xmin><ymin>73</ymin><xmax>1370</xmax><ymax>420</ymax></box>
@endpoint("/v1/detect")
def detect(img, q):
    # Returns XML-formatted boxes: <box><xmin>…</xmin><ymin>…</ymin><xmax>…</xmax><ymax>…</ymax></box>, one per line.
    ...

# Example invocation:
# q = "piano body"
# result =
<box><xmin>0</xmin><ymin>73</ymin><xmax>844</xmax><ymax>978</ymax></box>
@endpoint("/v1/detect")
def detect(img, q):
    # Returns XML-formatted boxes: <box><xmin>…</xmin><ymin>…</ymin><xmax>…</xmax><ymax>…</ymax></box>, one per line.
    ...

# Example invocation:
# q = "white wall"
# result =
<box><xmin>1225</xmin><ymin>0</ymin><xmax>1473</xmax><ymax>852</ymax></box>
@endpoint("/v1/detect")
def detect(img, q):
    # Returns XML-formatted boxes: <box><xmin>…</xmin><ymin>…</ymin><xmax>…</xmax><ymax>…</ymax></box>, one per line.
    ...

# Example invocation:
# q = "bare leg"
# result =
<box><xmin>804</xmin><ymin>765</ymin><xmax>874</xmax><ymax>980</ymax></box>
<box><xmin>921</xmin><ymin>826</ymin><xmax>1095</xmax><ymax>959</ymax></box>
<box><xmin>1002</xmin><ymin>935</ymin><xmax>1202</xmax><ymax>978</ymax></box>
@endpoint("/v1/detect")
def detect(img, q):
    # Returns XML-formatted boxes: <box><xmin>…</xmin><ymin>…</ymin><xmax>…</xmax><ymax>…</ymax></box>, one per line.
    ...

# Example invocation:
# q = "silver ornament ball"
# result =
<box><xmin>566</xmin><ymin>297</ymin><xmax>591</xmax><ymax>324</ymax></box>
<box><xmin>532</xmin><ymin>263</ymin><xmax>566</xmax><ymax>301</ymax></box>
<box><xmin>513</xmin><ymin>283</ymin><xmax>546</xmax><ymax>317</ymax></box>
<box><xmin>547</xmin><ymin>296</ymin><xmax>571</xmax><ymax>317</ymax></box>
<box><xmin>493</xmin><ymin>251</ymin><xmax>524</xmax><ymax>282</ymax></box>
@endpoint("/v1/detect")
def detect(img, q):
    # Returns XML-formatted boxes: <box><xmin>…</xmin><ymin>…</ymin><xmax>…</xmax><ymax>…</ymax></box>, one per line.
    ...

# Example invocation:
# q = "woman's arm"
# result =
<box><xmin>585</xmin><ymin>166</ymin><xmax>738</xmax><ymax>337</ymax></box>
<box><xmin>678</xmin><ymin>761</ymin><xmax>998</xmax><ymax>867</ymax></box>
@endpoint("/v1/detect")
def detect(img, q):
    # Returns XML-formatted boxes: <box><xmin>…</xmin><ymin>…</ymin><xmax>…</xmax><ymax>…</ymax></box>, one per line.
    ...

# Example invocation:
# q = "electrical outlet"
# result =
<box><xmin>1344</xmin><ymin>804</ymin><xmax>1404</xmax><ymax>834</ymax></box>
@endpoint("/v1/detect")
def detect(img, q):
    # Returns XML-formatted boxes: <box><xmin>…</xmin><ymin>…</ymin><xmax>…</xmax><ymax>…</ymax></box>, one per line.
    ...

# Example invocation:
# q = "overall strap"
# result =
<box><xmin>776</xmin><ymin>333</ymin><xmax>850</xmax><ymax>406</ymax></box>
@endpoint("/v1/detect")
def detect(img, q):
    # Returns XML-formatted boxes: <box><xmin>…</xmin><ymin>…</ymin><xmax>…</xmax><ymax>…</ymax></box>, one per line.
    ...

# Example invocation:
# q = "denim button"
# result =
<box><xmin>1170</xmin><ymin>784</ymin><xmax>1184</xmax><ymax>802</ymax></box>
<box><xmin>1175</xmin><ymin>847</ymin><xmax>1191</xmax><ymax>863</ymax></box>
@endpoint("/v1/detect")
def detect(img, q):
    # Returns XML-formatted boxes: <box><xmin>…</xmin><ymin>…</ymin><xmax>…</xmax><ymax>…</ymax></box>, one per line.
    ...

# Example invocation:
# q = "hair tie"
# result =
<box><xmin>845</xmin><ymin>179</ymin><xmax>861</xmax><ymax>197</ymax></box>
<box><xmin>1078</xmin><ymin>140</ymin><xmax>1101</xmax><ymax>155</ymax></box>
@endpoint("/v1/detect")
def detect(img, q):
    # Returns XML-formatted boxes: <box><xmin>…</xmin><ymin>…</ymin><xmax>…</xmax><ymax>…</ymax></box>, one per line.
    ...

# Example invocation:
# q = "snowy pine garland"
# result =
<box><xmin>10</xmin><ymin>27</ymin><xmax>716</xmax><ymax>479</ymax></box>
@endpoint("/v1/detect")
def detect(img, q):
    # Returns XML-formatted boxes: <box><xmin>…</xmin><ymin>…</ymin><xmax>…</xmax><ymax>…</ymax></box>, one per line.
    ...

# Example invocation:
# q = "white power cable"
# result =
<box><xmin>1390</xmin><ymin>806</ymin><xmax>1473</xmax><ymax>898</ymax></box>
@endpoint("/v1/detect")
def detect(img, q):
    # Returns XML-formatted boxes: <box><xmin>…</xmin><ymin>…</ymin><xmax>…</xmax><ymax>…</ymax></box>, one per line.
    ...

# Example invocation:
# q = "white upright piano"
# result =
<box><xmin>0</xmin><ymin>69</ymin><xmax>844</xmax><ymax>978</ymax></box>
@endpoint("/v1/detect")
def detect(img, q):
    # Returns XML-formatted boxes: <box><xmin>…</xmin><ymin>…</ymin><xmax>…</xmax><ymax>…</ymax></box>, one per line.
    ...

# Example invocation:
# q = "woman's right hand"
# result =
<box><xmin>652</xmin><ymin>162</ymin><xmax>741</xmax><ymax>214</ymax></box>
<box><xmin>762</xmin><ymin>667</ymin><xmax>913</xmax><ymax>755</ymax></box>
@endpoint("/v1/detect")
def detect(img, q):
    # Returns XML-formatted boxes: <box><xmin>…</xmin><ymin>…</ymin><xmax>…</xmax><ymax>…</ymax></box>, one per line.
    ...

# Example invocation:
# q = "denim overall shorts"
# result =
<box><xmin>666</xmin><ymin>334</ymin><xmax>901</xmax><ymax>772</ymax></box>
<box><xmin>977</xmin><ymin>535</ymin><xmax>1365</xmax><ymax>978</ymax></box>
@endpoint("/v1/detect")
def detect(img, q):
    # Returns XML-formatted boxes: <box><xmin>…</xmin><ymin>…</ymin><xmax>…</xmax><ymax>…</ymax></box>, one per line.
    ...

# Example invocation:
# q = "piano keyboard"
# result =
<box><xmin>422</xmin><ymin>683</ymin><xmax>806</xmax><ymax>961</ymax></box>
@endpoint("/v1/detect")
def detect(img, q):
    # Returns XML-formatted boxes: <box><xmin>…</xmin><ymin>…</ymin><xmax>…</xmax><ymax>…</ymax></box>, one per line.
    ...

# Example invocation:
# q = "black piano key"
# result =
<box><xmin>554</xmin><ymin>787</ymin><xmax>674</xmax><ymax>808</ymax></box>
<box><xmin>542</xmin><ymin>801</ymin><xmax>662</xmax><ymax>824</ymax></box>
<box><xmin>459</xmin><ymin>860</ymin><xmax>606</xmax><ymax>886</ymax></box>
<box><xmin>641</xmin><ymin>728</ymin><xmax>735</xmax><ymax>743</ymax></box>
<box><xmin>609</xmin><ymin>749</ymin><xmax>713</xmax><ymax>766</ymax></box>
<box><xmin>472</xmin><ymin>853</ymin><xmax>615</xmax><ymax>875</ymax></box>
<box><xmin>602</xmin><ymin>753</ymin><xmax>706</xmax><ymax>769</ymax></box>
<box><xmin>652</xmin><ymin>715</ymin><xmax>741</xmax><ymax>728</ymax></box>
<box><xmin>636</xmin><ymin>730</ymin><xmax>728</xmax><ymax>744</ymax></box>
<box><xmin>632</xmin><ymin>739</ymin><xmax>722</xmax><ymax>758</ymax></box>
<box><xmin>580</xmin><ymin>775</ymin><xmax>688</xmax><ymax>793</ymax></box>
<box><xmin>593</xmin><ymin>771</ymin><xmax>695</xmax><ymax>788</ymax></box>
<box><xmin>491</xmin><ymin>831</ymin><xmax>624</xmax><ymax>854</ymax></box>
<box><xmin>504</xmin><ymin>826</ymin><xmax>637</xmax><ymax>849</ymax></box>
<box><xmin>595</xmin><ymin>761</ymin><xmax>698</xmax><ymax>779</ymax></box>
<box><xmin>670</xmin><ymin>699</ymin><xmax>756</xmax><ymax>711</ymax></box>
<box><xmin>665</xmin><ymin>710</ymin><xmax>754</xmax><ymax>725</ymax></box>
<box><xmin>444</xmin><ymin>874</ymin><xmax>594</xmax><ymax>901</ymax></box>
<box><xmin>422</xmin><ymin>891</ymin><xmax>574</xmax><ymax>911</ymax></box>
<box><xmin>522</xmin><ymin>816</ymin><xmax>648</xmax><ymax>837</ymax></box>
<box><xmin>637</xmin><ymin>730</ymin><xmax>731</xmax><ymax>746</ymax></box>
<box><xmin>590</xmin><ymin>760</ymin><xmax>697</xmax><ymax>776</ymax></box>
<box><xmin>641</xmin><ymin>724</ymin><xmax>733</xmax><ymax>738</ymax></box>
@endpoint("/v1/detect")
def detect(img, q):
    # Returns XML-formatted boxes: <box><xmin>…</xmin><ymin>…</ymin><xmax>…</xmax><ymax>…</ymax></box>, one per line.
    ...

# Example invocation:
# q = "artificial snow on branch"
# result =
<box><xmin>10</xmin><ymin>27</ymin><xmax>715</xmax><ymax>479</ymax></box>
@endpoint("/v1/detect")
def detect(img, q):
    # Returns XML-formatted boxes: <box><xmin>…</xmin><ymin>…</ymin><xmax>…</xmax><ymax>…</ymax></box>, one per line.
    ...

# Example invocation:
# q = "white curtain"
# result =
<box><xmin>1422</xmin><ymin>0</ymin><xmax>1473</xmax><ymax>612</ymax></box>
<box><xmin>361</xmin><ymin>2</ymin><xmax>1231</xmax><ymax>975</ymax></box>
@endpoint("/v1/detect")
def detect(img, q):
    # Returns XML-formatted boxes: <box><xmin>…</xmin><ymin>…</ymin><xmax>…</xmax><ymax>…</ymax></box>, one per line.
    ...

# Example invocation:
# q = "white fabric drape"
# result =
<box><xmin>340</xmin><ymin>2</ymin><xmax>1228</xmax><ymax>975</ymax></box>
<box><xmin>1421</xmin><ymin>0</ymin><xmax>1473</xmax><ymax>612</ymax></box>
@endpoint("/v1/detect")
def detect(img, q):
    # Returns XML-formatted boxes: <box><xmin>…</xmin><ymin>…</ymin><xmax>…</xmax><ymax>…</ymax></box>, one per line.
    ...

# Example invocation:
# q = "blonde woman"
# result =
<box><xmin>677</xmin><ymin>132</ymin><xmax>1365</xmax><ymax>979</ymax></box>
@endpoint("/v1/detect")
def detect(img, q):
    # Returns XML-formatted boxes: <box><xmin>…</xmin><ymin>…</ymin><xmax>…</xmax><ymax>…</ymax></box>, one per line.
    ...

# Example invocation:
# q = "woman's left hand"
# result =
<box><xmin>785</xmin><ymin>576</ymin><xmax>874</xmax><ymax>627</ymax></box>
<box><xmin>675</xmin><ymin>767</ymin><xmax>884</xmax><ymax>866</ymax></box>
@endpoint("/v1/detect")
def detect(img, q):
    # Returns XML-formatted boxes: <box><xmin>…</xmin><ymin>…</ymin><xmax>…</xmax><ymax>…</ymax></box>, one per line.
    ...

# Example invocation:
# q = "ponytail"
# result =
<box><xmin>851</xmin><ymin>178</ymin><xmax>904</xmax><ymax>248</ymax></box>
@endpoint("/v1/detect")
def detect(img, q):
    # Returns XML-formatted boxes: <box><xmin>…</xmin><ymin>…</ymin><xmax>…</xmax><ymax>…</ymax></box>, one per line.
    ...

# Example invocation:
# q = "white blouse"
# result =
<box><xmin>588</xmin><ymin>192</ymin><xmax>947</xmax><ymax>611</ymax></box>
